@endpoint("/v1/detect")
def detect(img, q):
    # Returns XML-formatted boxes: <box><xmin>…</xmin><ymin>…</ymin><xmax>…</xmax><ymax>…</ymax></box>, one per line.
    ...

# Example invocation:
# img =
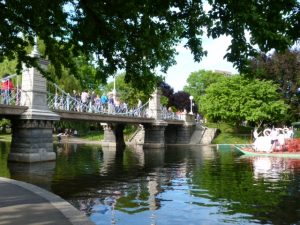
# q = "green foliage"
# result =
<box><xmin>160</xmin><ymin>95</ymin><xmax>169</xmax><ymax>106</ymax></box>
<box><xmin>200</xmin><ymin>75</ymin><xmax>288</xmax><ymax>126</ymax></box>
<box><xmin>184</xmin><ymin>69</ymin><xmax>226</xmax><ymax>104</ymax></box>
<box><xmin>0</xmin><ymin>142</ymin><xmax>11</xmax><ymax>177</ymax></box>
<box><xmin>104</xmin><ymin>73</ymin><xmax>151</xmax><ymax>107</ymax></box>
<box><xmin>80</xmin><ymin>131</ymin><xmax>103</xmax><ymax>141</ymax></box>
<box><xmin>0</xmin><ymin>134</ymin><xmax>12</xmax><ymax>142</ymax></box>
<box><xmin>0</xmin><ymin>59</ymin><xmax>18</xmax><ymax>77</ymax></box>
<box><xmin>0</xmin><ymin>119</ymin><xmax>11</xmax><ymax>134</ymax></box>
<box><xmin>246</xmin><ymin>49</ymin><xmax>300</xmax><ymax>121</ymax></box>
<box><xmin>295</xmin><ymin>130</ymin><xmax>300</xmax><ymax>138</ymax></box>
<box><xmin>1</xmin><ymin>0</ymin><xmax>300</xmax><ymax>91</ymax></box>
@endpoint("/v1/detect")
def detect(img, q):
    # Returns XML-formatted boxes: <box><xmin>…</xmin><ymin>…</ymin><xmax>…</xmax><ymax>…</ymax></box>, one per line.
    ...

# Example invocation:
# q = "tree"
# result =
<box><xmin>184</xmin><ymin>70</ymin><xmax>226</xmax><ymax>104</ymax></box>
<box><xmin>171</xmin><ymin>91</ymin><xmax>195</xmax><ymax>112</ymax></box>
<box><xmin>246</xmin><ymin>49</ymin><xmax>300</xmax><ymax>121</ymax></box>
<box><xmin>1</xmin><ymin>0</ymin><xmax>300</xmax><ymax>92</ymax></box>
<box><xmin>200</xmin><ymin>75</ymin><xmax>288</xmax><ymax>127</ymax></box>
<box><xmin>159</xmin><ymin>82</ymin><xmax>198</xmax><ymax>112</ymax></box>
<box><xmin>160</xmin><ymin>82</ymin><xmax>174</xmax><ymax>107</ymax></box>
<box><xmin>0</xmin><ymin>40</ymin><xmax>100</xmax><ymax>94</ymax></box>
<box><xmin>104</xmin><ymin>73</ymin><xmax>149</xmax><ymax>107</ymax></box>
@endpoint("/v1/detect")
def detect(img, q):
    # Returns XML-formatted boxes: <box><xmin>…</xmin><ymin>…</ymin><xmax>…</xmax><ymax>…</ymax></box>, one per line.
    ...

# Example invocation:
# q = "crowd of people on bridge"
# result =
<box><xmin>54</xmin><ymin>89</ymin><xmax>145</xmax><ymax>116</ymax></box>
<box><xmin>1</xmin><ymin>74</ymin><xmax>200</xmax><ymax>123</ymax></box>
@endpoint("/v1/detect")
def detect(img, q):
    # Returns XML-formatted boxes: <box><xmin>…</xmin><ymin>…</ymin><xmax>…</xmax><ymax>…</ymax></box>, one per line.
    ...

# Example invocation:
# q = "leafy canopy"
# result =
<box><xmin>184</xmin><ymin>70</ymin><xmax>226</xmax><ymax>103</ymax></box>
<box><xmin>104</xmin><ymin>73</ymin><xmax>149</xmax><ymax>107</ymax></box>
<box><xmin>1</xmin><ymin>0</ymin><xmax>300</xmax><ymax>91</ymax></box>
<box><xmin>200</xmin><ymin>75</ymin><xmax>288</xmax><ymax>126</ymax></box>
<box><xmin>246</xmin><ymin>49</ymin><xmax>300</xmax><ymax>121</ymax></box>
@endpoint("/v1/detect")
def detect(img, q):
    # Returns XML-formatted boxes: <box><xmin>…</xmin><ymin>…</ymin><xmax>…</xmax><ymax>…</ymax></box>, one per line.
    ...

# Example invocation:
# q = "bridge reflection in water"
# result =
<box><xmin>1</xmin><ymin>143</ymin><xmax>299</xmax><ymax>225</ymax></box>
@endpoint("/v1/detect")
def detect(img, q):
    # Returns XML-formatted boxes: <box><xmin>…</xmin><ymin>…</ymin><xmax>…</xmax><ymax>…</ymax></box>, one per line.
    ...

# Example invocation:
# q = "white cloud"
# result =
<box><xmin>164</xmin><ymin>35</ymin><xmax>238</xmax><ymax>92</ymax></box>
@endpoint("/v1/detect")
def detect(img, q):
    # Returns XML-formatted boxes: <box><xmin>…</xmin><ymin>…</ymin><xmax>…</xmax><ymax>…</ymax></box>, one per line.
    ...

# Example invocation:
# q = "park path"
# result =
<box><xmin>0</xmin><ymin>177</ymin><xmax>93</xmax><ymax>225</ymax></box>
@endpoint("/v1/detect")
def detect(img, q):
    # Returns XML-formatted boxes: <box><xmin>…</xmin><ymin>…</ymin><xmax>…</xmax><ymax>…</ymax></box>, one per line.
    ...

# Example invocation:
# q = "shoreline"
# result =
<box><xmin>57</xmin><ymin>136</ymin><xmax>103</xmax><ymax>145</ymax></box>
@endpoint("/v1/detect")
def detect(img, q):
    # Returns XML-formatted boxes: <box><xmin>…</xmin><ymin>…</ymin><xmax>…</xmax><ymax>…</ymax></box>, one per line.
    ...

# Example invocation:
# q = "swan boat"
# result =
<box><xmin>235</xmin><ymin>127</ymin><xmax>300</xmax><ymax>159</ymax></box>
<box><xmin>235</xmin><ymin>144</ymin><xmax>300</xmax><ymax>159</ymax></box>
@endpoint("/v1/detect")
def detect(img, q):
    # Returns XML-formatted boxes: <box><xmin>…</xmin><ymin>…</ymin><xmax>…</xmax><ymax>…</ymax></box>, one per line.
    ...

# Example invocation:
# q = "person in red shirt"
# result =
<box><xmin>1</xmin><ymin>74</ymin><xmax>14</xmax><ymax>104</ymax></box>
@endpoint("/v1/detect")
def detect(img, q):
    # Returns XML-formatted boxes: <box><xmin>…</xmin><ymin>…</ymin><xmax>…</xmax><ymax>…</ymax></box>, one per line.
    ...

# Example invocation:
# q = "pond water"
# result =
<box><xmin>1</xmin><ymin>142</ymin><xmax>300</xmax><ymax>225</ymax></box>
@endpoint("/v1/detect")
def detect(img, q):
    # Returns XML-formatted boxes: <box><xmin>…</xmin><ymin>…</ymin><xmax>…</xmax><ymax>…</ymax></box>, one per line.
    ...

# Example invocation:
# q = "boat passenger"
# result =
<box><xmin>270</xmin><ymin>128</ymin><xmax>278</xmax><ymax>152</ymax></box>
<box><xmin>253</xmin><ymin>128</ymin><xmax>261</xmax><ymax>141</ymax></box>
<box><xmin>287</xmin><ymin>127</ymin><xmax>294</xmax><ymax>139</ymax></box>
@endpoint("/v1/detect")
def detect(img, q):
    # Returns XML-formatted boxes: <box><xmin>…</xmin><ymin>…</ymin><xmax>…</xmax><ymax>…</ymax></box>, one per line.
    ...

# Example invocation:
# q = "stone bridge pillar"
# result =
<box><xmin>9</xmin><ymin>41</ymin><xmax>60</xmax><ymax>162</ymax></box>
<box><xmin>143</xmin><ymin>122</ymin><xmax>167</xmax><ymax>148</ymax></box>
<box><xmin>165</xmin><ymin>112</ymin><xmax>196</xmax><ymax>144</ymax></box>
<box><xmin>143</xmin><ymin>88</ymin><xmax>167</xmax><ymax>148</ymax></box>
<box><xmin>101</xmin><ymin>123</ymin><xmax>125</xmax><ymax>151</ymax></box>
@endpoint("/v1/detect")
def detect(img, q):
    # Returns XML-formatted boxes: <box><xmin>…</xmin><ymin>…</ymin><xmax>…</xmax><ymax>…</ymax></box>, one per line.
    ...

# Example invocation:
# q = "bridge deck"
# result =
<box><xmin>0</xmin><ymin>105</ymin><xmax>185</xmax><ymax>125</ymax></box>
<box><xmin>0</xmin><ymin>105</ymin><xmax>27</xmax><ymax>117</ymax></box>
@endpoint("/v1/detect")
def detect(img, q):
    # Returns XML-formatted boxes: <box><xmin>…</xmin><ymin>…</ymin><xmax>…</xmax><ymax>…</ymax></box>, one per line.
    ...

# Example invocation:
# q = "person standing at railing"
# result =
<box><xmin>137</xmin><ymin>99</ymin><xmax>142</xmax><ymax>116</ymax></box>
<box><xmin>94</xmin><ymin>95</ymin><xmax>101</xmax><ymax>112</ymax></box>
<box><xmin>114</xmin><ymin>97</ymin><xmax>121</xmax><ymax>113</ymax></box>
<box><xmin>108</xmin><ymin>94</ymin><xmax>114</xmax><ymax>114</ymax></box>
<box><xmin>74</xmin><ymin>90</ymin><xmax>81</xmax><ymax>111</ymax></box>
<box><xmin>81</xmin><ymin>90</ymin><xmax>89</xmax><ymax>112</ymax></box>
<box><xmin>120</xmin><ymin>101</ymin><xmax>128</xmax><ymax>113</ymax></box>
<box><xmin>90</xmin><ymin>91</ymin><xmax>96</xmax><ymax>109</ymax></box>
<box><xmin>101</xmin><ymin>93</ymin><xmax>108</xmax><ymax>111</ymax></box>
<box><xmin>59</xmin><ymin>95</ymin><xmax>64</xmax><ymax>110</ymax></box>
<box><xmin>71</xmin><ymin>90</ymin><xmax>77</xmax><ymax>111</ymax></box>
<box><xmin>66</xmin><ymin>93</ymin><xmax>70</xmax><ymax>111</ymax></box>
<box><xmin>1</xmin><ymin>74</ymin><xmax>14</xmax><ymax>105</ymax></box>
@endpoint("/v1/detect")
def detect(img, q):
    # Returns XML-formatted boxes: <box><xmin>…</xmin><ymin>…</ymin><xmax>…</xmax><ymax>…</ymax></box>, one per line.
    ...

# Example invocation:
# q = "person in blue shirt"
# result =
<box><xmin>101</xmin><ymin>93</ymin><xmax>108</xmax><ymax>110</ymax></box>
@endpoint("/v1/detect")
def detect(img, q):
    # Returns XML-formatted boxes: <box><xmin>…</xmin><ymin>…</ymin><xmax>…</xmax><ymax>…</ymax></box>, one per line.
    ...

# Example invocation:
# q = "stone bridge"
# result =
<box><xmin>0</xmin><ymin>44</ymin><xmax>207</xmax><ymax>163</ymax></box>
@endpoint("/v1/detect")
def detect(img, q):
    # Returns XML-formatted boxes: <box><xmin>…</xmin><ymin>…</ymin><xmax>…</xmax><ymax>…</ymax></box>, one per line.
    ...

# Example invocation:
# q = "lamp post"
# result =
<box><xmin>189</xmin><ymin>95</ymin><xmax>194</xmax><ymax>115</ymax></box>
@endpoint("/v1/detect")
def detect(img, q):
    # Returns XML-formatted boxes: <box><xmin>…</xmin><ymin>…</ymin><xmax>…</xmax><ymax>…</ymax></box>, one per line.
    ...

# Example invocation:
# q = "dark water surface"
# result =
<box><xmin>1</xmin><ymin>142</ymin><xmax>300</xmax><ymax>225</ymax></box>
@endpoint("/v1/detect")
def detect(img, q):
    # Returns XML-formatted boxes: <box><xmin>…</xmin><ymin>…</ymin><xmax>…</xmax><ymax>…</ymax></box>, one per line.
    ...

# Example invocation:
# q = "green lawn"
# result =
<box><xmin>205</xmin><ymin>122</ymin><xmax>252</xmax><ymax>144</ymax></box>
<box><xmin>79</xmin><ymin>131</ymin><xmax>104</xmax><ymax>141</ymax></box>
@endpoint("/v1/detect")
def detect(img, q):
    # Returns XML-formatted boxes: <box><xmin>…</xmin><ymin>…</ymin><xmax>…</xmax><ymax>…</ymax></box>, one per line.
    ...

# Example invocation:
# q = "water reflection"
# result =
<box><xmin>8</xmin><ymin>161</ymin><xmax>55</xmax><ymax>190</ymax></box>
<box><xmin>0</xmin><ymin>142</ymin><xmax>299</xmax><ymax>225</ymax></box>
<box><xmin>0</xmin><ymin>142</ymin><xmax>10</xmax><ymax>177</ymax></box>
<box><xmin>246</xmin><ymin>156</ymin><xmax>300</xmax><ymax>181</ymax></box>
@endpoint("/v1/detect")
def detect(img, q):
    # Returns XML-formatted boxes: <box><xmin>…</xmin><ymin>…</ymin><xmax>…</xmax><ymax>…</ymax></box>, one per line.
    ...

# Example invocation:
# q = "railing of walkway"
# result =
<box><xmin>47</xmin><ymin>83</ymin><xmax>150</xmax><ymax>118</ymax></box>
<box><xmin>1</xmin><ymin>74</ymin><xmax>184</xmax><ymax>121</ymax></box>
<box><xmin>161</xmin><ymin>107</ymin><xmax>184</xmax><ymax>120</ymax></box>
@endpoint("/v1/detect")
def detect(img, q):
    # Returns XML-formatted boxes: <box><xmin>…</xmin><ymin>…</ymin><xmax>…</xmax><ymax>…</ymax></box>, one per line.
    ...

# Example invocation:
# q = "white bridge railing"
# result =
<box><xmin>1</xmin><ymin>74</ymin><xmax>184</xmax><ymax>121</ymax></box>
<box><xmin>47</xmin><ymin>83</ymin><xmax>150</xmax><ymax>118</ymax></box>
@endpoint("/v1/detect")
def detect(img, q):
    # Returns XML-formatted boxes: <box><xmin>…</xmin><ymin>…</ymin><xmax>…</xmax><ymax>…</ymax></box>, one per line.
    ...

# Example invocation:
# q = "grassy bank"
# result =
<box><xmin>78</xmin><ymin>125</ymin><xmax>137</xmax><ymax>141</ymax></box>
<box><xmin>79</xmin><ymin>131</ymin><xmax>104</xmax><ymax>141</ymax></box>
<box><xmin>206</xmin><ymin>122</ymin><xmax>252</xmax><ymax>144</ymax></box>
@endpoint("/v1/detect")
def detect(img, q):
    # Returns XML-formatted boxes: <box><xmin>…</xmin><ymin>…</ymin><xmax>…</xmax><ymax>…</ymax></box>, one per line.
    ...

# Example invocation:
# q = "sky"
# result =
<box><xmin>164</xmin><ymin>35</ymin><xmax>238</xmax><ymax>92</ymax></box>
